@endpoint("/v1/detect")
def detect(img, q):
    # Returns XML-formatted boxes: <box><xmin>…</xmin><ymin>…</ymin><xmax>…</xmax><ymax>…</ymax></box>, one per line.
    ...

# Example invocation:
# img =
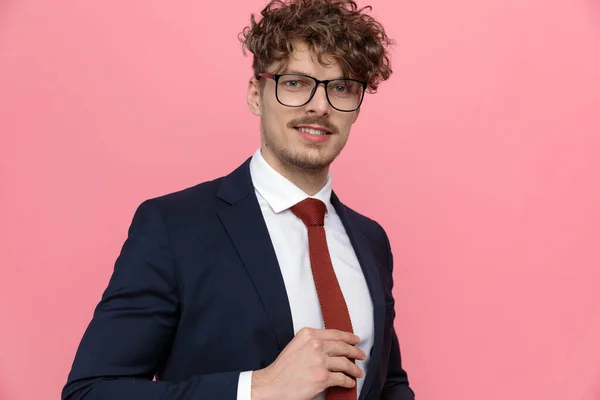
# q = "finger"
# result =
<box><xmin>327</xmin><ymin>371</ymin><xmax>357</xmax><ymax>389</ymax></box>
<box><xmin>322</xmin><ymin>341</ymin><xmax>366</xmax><ymax>360</ymax></box>
<box><xmin>326</xmin><ymin>356</ymin><xmax>364</xmax><ymax>379</ymax></box>
<box><xmin>312</xmin><ymin>329</ymin><xmax>360</xmax><ymax>345</ymax></box>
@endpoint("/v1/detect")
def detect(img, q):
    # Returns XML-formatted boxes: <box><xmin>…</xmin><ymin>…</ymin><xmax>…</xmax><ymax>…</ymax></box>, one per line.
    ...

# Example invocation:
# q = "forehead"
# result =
<box><xmin>276</xmin><ymin>40</ymin><xmax>344</xmax><ymax>78</ymax></box>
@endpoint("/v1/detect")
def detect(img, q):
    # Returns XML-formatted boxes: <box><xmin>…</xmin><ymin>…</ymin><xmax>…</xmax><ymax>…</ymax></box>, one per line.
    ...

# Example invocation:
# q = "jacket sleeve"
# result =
<box><xmin>380</xmin><ymin>228</ymin><xmax>416</xmax><ymax>400</ymax></box>
<box><xmin>62</xmin><ymin>200</ymin><xmax>239</xmax><ymax>400</ymax></box>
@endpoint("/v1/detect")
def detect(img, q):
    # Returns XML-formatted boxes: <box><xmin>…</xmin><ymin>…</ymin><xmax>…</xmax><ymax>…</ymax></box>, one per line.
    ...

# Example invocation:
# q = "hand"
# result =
<box><xmin>250</xmin><ymin>327</ymin><xmax>366</xmax><ymax>400</ymax></box>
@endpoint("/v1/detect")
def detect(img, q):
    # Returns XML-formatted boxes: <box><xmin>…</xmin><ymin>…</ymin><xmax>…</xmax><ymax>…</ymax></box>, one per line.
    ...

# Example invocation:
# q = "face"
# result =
<box><xmin>247</xmin><ymin>41</ymin><xmax>361</xmax><ymax>174</ymax></box>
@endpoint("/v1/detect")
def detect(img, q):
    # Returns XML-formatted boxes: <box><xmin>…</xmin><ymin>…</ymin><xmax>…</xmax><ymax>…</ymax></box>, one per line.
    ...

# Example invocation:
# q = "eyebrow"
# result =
<box><xmin>282</xmin><ymin>69</ymin><xmax>346</xmax><ymax>80</ymax></box>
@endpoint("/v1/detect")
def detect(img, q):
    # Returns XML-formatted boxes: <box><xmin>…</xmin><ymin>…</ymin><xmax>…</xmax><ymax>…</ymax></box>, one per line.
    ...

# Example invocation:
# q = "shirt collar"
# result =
<box><xmin>249</xmin><ymin>148</ymin><xmax>333</xmax><ymax>214</ymax></box>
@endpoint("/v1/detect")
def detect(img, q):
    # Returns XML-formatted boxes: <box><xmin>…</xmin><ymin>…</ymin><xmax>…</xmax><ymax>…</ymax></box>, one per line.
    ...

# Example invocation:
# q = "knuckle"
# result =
<box><xmin>313</xmin><ymin>354</ymin><xmax>326</xmax><ymax>366</ymax></box>
<box><xmin>339</xmin><ymin>374</ymin><xmax>350</xmax><ymax>387</ymax></box>
<box><xmin>339</xmin><ymin>343</ymin><xmax>350</xmax><ymax>356</ymax></box>
<box><xmin>344</xmin><ymin>359</ymin><xmax>355</xmax><ymax>372</ymax></box>
<box><xmin>310</xmin><ymin>338</ymin><xmax>323</xmax><ymax>351</ymax></box>
<box><xmin>299</xmin><ymin>327</ymin><xmax>313</xmax><ymax>339</ymax></box>
<box><xmin>345</xmin><ymin>376</ymin><xmax>355</xmax><ymax>388</ymax></box>
<box><xmin>312</xmin><ymin>369</ymin><xmax>329</xmax><ymax>384</ymax></box>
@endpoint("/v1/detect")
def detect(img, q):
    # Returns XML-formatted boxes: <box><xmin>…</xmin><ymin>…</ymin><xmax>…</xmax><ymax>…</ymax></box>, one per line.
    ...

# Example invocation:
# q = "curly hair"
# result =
<box><xmin>239</xmin><ymin>0</ymin><xmax>394</xmax><ymax>93</ymax></box>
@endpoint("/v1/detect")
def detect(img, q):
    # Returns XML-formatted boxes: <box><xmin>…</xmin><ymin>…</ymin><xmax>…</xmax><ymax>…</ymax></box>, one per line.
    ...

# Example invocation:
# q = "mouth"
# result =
<box><xmin>293</xmin><ymin>125</ymin><xmax>333</xmax><ymax>136</ymax></box>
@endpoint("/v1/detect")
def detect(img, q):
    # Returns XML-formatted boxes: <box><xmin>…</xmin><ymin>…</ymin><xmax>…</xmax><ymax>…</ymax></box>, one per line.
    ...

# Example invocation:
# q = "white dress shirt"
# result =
<box><xmin>236</xmin><ymin>149</ymin><xmax>374</xmax><ymax>400</ymax></box>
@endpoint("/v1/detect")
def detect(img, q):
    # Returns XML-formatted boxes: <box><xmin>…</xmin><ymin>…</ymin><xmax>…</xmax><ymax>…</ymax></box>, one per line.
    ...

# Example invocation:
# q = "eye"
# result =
<box><xmin>279</xmin><ymin>75</ymin><xmax>313</xmax><ymax>89</ymax></box>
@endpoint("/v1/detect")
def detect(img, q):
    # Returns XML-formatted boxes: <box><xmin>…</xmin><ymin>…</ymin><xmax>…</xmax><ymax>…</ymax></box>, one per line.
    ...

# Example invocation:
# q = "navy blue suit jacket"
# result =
<box><xmin>62</xmin><ymin>158</ymin><xmax>414</xmax><ymax>400</ymax></box>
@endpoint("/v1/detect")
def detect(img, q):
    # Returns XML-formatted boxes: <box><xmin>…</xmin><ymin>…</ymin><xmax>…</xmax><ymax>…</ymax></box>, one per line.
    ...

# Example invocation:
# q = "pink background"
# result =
<box><xmin>1</xmin><ymin>0</ymin><xmax>599</xmax><ymax>399</ymax></box>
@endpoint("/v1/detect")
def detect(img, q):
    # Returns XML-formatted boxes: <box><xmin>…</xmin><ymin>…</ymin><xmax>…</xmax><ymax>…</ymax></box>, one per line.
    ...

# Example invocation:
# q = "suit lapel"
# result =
<box><xmin>215</xmin><ymin>159</ymin><xmax>385</xmax><ymax>398</ymax></box>
<box><xmin>216</xmin><ymin>159</ymin><xmax>295</xmax><ymax>352</ymax></box>
<box><xmin>331</xmin><ymin>192</ymin><xmax>385</xmax><ymax>400</ymax></box>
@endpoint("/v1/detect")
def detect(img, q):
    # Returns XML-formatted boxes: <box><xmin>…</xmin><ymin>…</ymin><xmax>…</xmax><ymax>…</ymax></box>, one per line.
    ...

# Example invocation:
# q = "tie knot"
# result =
<box><xmin>290</xmin><ymin>198</ymin><xmax>326</xmax><ymax>227</ymax></box>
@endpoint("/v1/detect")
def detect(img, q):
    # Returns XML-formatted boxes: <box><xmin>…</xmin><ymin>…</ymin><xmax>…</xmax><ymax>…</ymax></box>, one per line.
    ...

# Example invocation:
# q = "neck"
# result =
<box><xmin>260</xmin><ymin>149</ymin><xmax>329</xmax><ymax>196</ymax></box>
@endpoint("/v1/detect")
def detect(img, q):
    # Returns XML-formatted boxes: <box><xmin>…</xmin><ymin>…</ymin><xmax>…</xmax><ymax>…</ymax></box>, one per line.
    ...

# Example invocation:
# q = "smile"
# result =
<box><xmin>294</xmin><ymin>126</ymin><xmax>332</xmax><ymax>136</ymax></box>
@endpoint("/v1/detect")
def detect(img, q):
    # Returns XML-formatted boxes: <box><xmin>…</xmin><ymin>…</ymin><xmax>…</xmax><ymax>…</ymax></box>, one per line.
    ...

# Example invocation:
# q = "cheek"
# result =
<box><xmin>337</xmin><ymin>116</ymin><xmax>357</xmax><ymax>135</ymax></box>
<box><xmin>262</xmin><ymin>107</ymin><xmax>294</xmax><ymax>137</ymax></box>
<box><xmin>262</xmin><ymin>96</ymin><xmax>283</xmax><ymax>120</ymax></box>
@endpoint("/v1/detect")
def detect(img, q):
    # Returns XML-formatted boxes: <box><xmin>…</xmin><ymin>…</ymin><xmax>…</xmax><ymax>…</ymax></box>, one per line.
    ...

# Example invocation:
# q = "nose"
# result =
<box><xmin>305</xmin><ymin>83</ymin><xmax>331</xmax><ymax>116</ymax></box>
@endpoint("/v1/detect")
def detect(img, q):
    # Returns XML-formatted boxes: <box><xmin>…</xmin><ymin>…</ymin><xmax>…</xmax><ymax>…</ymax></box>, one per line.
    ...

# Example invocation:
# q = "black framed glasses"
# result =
<box><xmin>258</xmin><ymin>73</ymin><xmax>367</xmax><ymax>112</ymax></box>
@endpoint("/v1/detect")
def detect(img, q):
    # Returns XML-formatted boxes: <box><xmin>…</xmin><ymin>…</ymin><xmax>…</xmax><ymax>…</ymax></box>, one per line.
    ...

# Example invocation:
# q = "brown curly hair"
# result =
<box><xmin>239</xmin><ymin>0</ymin><xmax>394</xmax><ymax>93</ymax></box>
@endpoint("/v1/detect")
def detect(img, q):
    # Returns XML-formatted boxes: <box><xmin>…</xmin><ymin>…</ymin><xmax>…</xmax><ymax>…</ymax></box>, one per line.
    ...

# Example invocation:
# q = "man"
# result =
<box><xmin>62</xmin><ymin>1</ymin><xmax>414</xmax><ymax>399</ymax></box>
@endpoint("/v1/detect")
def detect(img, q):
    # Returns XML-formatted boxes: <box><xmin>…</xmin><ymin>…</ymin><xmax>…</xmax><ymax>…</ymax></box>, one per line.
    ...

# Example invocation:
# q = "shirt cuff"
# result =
<box><xmin>237</xmin><ymin>371</ymin><xmax>253</xmax><ymax>400</ymax></box>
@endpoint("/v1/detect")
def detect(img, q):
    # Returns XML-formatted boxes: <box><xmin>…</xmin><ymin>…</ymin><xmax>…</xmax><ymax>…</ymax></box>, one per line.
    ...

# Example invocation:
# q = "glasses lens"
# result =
<box><xmin>276</xmin><ymin>75</ymin><xmax>364</xmax><ymax>111</ymax></box>
<box><xmin>276</xmin><ymin>75</ymin><xmax>316</xmax><ymax>107</ymax></box>
<box><xmin>327</xmin><ymin>79</ymin><xmax>364</xmax><ymax>111</ymax></box>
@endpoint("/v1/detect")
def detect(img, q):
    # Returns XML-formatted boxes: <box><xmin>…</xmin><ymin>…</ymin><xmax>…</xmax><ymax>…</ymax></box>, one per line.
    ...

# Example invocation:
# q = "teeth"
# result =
<box><xmin>298</xmin><ymin>127</ymin><xmax>327</xmax><ymax>135</ymax></box>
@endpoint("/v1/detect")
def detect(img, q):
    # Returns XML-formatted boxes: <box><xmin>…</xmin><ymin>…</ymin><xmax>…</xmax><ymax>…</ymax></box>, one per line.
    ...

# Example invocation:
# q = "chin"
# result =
<box><xmin>288</xmin><ymin>150</ymin><xmax>339</xmax><ymax>171</ymax></box>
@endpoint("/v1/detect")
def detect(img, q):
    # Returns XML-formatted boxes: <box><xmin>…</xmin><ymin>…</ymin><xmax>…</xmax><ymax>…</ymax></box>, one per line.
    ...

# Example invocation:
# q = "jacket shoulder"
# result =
<box><xmin>339</xmin><ymin>202</ymin><xmax>388</xmax><ymax>240</ymax></box>
<box><xmin>130</xmin><ymin>176</ymin><xmax>225</xmax><ymax>226</ymax></box>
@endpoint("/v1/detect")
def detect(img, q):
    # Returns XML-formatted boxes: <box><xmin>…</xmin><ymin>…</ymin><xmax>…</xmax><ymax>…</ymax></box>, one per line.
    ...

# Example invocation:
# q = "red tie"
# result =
<box><xmin>291</xmin><ymin>198</ymin><xmax>356</xmax><ymax>400</ymax></box>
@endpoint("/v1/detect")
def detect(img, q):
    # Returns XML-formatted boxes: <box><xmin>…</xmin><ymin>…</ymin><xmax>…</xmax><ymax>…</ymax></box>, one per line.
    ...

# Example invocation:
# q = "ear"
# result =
<box><xmin>247</xmin><ymin>76</ymin><xmax>262</xmax><ymax>116</ymax></box>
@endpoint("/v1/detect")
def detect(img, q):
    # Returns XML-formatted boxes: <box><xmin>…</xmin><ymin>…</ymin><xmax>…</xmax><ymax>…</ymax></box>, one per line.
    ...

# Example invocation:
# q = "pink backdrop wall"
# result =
<box><xmin>1</xmin><ymin>0</ymin><xmax>599</xmax><ymax>399</ymax></box>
